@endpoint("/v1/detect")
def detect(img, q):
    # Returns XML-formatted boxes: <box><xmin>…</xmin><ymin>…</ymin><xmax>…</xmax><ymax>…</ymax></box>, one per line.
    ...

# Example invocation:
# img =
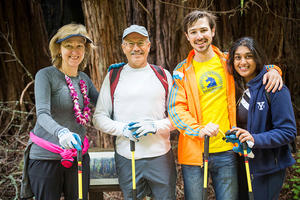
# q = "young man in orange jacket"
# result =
<box><xmin>168</xmin><ymin>10</ymin><xmax>282</xmax><ymax>200</ymax></box>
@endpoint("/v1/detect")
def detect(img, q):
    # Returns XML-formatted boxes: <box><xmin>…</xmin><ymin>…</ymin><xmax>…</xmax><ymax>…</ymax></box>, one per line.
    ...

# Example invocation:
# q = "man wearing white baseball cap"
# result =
<box><xmin>122</xmin><ymin>25</ymin><xmax>149</xmax><ymax>40</ymax></box>
<box><xmin>93</xmin><ymin>25</ymin><xmax>177</xmax><ymax>199</ymax></box>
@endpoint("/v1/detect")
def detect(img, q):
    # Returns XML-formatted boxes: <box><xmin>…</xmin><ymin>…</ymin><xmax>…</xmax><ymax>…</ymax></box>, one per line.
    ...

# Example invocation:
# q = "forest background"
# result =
<box><xmin>0</xmin><ymin>0</ymin><xmax>299</xmax><ymax>199</ymax></box>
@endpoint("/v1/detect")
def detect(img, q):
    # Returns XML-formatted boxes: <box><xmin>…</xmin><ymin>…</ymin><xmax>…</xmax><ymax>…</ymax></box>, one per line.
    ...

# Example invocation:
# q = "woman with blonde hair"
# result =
<box><xmin>21</xmin><ymin>23</ymin><xmax>98</xmax><ymax>200</ymax></box>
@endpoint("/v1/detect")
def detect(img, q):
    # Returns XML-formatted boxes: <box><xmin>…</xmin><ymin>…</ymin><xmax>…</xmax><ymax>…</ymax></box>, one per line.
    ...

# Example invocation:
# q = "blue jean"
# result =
<box><xmin>182</xmin><ymin>151</ymin><xmax>238</xmax><ymax>200</ymax></box>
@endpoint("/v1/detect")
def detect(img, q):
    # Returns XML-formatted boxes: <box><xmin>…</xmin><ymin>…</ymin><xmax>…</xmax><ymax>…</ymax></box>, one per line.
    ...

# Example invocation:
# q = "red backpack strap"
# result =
<box><xmin>109</xmin><ymin>63</ymin><xmax>126</xmax><ymax>115</ymax></box>
<box><xmin>149</xmin><ymin>64</ymin><xmax>169</xmax><ymax>115</ymax></box>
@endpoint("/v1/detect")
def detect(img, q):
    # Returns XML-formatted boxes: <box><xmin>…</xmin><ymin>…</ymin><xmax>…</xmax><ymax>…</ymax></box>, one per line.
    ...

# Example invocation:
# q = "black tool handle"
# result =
<box><xmin>204</xmin><ymin>135</ymin><xmax>209</xmax><ymax>160</ymax></box>
<box><xmin>203</xmin><ymin>189</ymin><xmax>207</xmax><ymax>200</ymax></box>
<box><xmin>132</xmin><ymin>190</ymin><xmax>137</xmax><ymax>200</ymax></box>
<box><xmin>130</xmin><ymin>140</ymin><xmax>135</xmax><ymax>151</ymax></box>
<box><xmin>77</xmin><ymin>150</ymin><xmax>82</xmax><ymax>162</ymax></box>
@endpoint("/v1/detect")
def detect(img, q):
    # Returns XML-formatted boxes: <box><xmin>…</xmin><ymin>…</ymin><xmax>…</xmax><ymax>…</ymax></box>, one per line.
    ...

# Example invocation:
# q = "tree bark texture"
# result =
<box><xmin>41</xmin><ymin>0</ymin><xmax>85</xmax><ymax>43</ymax></box>
<box><xmin>82</xmin><ymin>0</ymin><xmax>299</xmax><ymax>92</ymax></box>
<box><xmin>0</xmin><ymin>0</ymin><xmax>50</xmax><ymax>102</ymax></box>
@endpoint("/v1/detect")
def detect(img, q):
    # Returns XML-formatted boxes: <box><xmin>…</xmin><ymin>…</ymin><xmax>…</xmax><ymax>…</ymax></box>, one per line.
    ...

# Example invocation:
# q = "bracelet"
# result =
<box><xmin>266</xmin><ymin>65</ymin><xmax>282</xmax><ymax>76</ymax></box>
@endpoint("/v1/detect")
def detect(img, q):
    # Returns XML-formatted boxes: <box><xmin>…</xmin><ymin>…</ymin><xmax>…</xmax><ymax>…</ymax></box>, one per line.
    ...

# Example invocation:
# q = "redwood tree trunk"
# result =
<box><xmin>0</xmin><ymin>0</ymin><xmax>50</xmax><ymax>103</ymax></box>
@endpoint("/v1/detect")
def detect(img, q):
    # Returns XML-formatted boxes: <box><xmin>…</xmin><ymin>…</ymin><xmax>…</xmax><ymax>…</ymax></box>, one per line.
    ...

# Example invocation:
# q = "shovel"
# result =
<box><xmin>130</xmin><ymin>140</ymin><xmax>137</xmax><ymax>200</ymax></box>
<box><xmin>203</xmin><ymin>135</ymin><xmax>209</xmax><ymax>200</ymax></box>
<box><xmin>77</xmin><ymin>150</ymin><xmax>83</xmax><ymax>200</ymax></box>
<box><xmin>243</xmin><ymin>143</ymin><xmax>254</xmax><ymax>200</ymax></box>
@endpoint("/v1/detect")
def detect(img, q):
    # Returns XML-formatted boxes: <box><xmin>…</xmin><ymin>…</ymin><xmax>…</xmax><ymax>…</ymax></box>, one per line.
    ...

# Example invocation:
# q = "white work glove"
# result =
<box><xmin>129</xmin><ymin>121</ymin><xmax>157</xmax><ymax>138</ymax></box>
<box><xmin>58</xmin><ymin>128</ymin><xmax>82</xmax><ymax>150</ymax></box>
<box><xmin>122</xmin><ymin>123</ymin><xmax>139</xmax><ymax>142</ymax></box>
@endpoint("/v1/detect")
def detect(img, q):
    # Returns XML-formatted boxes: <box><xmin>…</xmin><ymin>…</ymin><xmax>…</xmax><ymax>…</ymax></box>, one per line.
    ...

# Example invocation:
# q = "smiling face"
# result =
<box><xmin>122</xmin><ymin>32</ymin><xmax>150</xmax><ymax>69</ymax></box>
<box><xmin>60</xmin><ymin>36</ymin><xmax>85</xmax><ymax>70</ymax></box>
<box><xmin>185</xmin><ymin>17</ymin><xmax>215</xmax><ymax>55</ymax></box>
<box><xmin>233</xmin><ymin>46</ymin><xmax>257</xmax><ymax>83</ymax></box>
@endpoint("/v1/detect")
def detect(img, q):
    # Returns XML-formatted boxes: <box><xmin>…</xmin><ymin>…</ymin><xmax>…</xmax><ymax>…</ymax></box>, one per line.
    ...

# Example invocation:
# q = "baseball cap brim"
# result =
<box><xmin>56</xmin><ymin>34</ymin><xmax>93</xmax><ymax>43</ymax></box>
<box><xmin>122</xmin><ymin>25</ymin><xmax>149</xmax><ymax>40</ymax></box>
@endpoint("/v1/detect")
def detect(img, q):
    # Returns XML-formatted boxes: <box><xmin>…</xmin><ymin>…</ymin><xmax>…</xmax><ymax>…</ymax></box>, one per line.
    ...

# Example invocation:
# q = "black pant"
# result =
<box><xmin>237</xmin><ymin>155</ymin><xmax>249</xmax><ymax>200</ymax></box>
<box><xmin>28</xmin><ymin>154</ymin><xmax>90</xmax><ymax>200</ymax></box>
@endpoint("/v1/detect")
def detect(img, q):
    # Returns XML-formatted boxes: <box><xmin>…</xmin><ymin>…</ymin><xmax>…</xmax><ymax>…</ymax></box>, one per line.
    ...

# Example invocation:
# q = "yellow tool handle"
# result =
<box><xmin>78</xmin><ymin>161</ymin><xmax>83</xmax><ymax>199</ymax></box>
<box><xmin>131</xmin><ymin>151</ymin><xmax>136</xmax><ymax>189</ymax></box>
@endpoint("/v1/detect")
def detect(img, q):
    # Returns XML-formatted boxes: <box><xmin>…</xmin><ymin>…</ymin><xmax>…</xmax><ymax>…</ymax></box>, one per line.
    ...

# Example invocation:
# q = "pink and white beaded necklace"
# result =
<box><xmin>64</xmin><ymin>75</ymin><xmax>91</xmax><ymax>125</ymax></box>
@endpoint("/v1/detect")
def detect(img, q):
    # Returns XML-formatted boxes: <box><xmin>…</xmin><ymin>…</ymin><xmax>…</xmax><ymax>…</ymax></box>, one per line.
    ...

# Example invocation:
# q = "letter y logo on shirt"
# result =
<box><xmin>257</xmin><ymin>102</ymin><xmax>265</xmax><ymax>110</ymax></box>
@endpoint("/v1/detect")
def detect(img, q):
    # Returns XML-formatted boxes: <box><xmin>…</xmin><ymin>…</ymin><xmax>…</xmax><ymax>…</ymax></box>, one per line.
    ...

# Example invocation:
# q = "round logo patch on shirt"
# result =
<box><xmin>199</xmin><ymin>71</ymin><xmax>223</xmax><ymax>93</ymax></box>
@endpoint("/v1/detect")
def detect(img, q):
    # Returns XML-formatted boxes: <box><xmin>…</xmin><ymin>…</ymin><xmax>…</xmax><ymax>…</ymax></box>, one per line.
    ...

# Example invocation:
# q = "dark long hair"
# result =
<box><xmin>227</xmin><ymin>37</ymin><xmax>268</xmax><ymax>92</ymax></box>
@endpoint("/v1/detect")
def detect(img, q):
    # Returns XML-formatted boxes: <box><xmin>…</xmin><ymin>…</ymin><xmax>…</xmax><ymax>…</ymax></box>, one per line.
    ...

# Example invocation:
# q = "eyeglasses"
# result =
<box><xmin>123</xmin><ymin>41</ymin><xmax>148</xmax><ymax>48</ymax></box>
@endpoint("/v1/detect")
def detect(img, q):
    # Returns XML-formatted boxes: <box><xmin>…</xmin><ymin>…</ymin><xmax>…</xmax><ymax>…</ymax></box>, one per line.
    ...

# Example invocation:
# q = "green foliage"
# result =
<box><xmin>284</xmin><ymin>151</ymin><xmax>300</xmax><ymax>199</ymax></box>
